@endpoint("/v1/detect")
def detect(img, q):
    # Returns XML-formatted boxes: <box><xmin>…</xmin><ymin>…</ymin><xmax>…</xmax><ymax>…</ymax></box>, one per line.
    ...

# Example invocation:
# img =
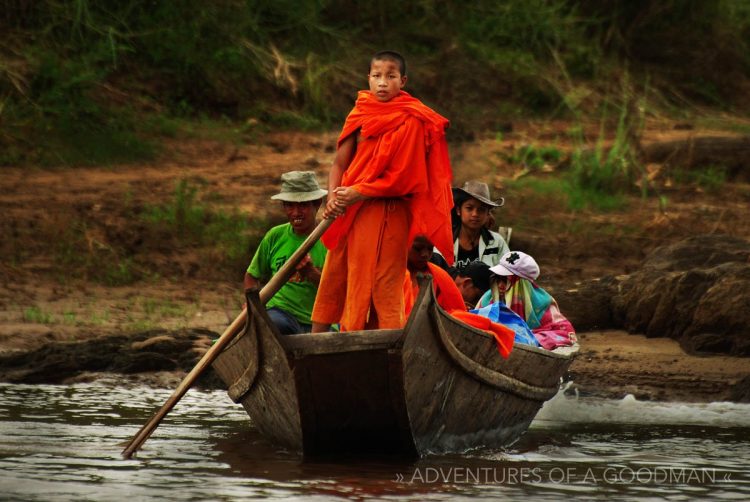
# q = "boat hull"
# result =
<box><xmin>212</xmin><ymin>277</ymin><xmax>577</xmax><ymax>457</ymax></box>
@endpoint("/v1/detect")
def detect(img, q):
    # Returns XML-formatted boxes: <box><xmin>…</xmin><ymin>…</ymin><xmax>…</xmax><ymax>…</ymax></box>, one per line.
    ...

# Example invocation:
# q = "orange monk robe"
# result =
<box><xmin>321</xmin><ymin>91</ymin><xmax>454</xmax><ymax>260</ymax></box>
<box><xmin>403</xmin><ymin>262</ymin><xmax>466</xmax><ymax>315</ymax></box>
<box><xmin>313</xmin><ymin>91</ymin><xmax>454</xmax><ymax>331</ymax></box>
<box><xmin>403</xmin><ymin>264</ymin><xmax>515</xmax><ymax>358</ymax></box>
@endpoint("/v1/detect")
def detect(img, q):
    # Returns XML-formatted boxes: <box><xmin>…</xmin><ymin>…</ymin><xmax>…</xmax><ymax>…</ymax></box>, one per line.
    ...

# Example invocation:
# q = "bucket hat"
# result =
<box><xmin>453</xmin><ymin>180</ymin><xmax>504</xmax><ymax>207</ymax></box>
<box><xmin>489</xmin><ymin>251</ymin><xmax>540</xmax><ymax>281</ymax></box>
<box><xmin>271</xmin><ymin>171</ymin><xmax>327</xmax><ymax>202</ymax></box>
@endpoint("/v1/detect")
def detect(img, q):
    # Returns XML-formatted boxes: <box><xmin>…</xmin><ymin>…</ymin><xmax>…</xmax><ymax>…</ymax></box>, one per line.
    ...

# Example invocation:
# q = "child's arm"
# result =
<box><xmin>323</xmin><ymin>133</ymin><xmax>357</xmax><ymax>219</ymax></box>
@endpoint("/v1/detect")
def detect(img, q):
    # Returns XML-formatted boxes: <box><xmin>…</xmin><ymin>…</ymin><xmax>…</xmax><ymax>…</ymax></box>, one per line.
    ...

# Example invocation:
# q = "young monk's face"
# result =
<box><xmin>407</xmin><ymin>236</ymin><xmax>433</xmax><ymax>272</ymax></box>
<box><xmin>457</xmin><ymin>198</ymin><xmax>491</xmax><ymax>231</ymax></box>
<box><xmin>282</xmin><ymin>200</ymin><xmax>320</xmax><ymax>235</ymax></box>
<box><xmin>368</xmin><ymin>58</ymin><xmax>406</xmax><ymax>102</ymax></box>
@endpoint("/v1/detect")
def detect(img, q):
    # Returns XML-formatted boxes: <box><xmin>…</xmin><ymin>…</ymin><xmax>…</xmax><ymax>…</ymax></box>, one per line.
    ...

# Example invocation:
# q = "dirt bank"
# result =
<box><xmin>1</xmin><ymin>120</ymin><xmax>749</xmax><ymax>400</ymax></box>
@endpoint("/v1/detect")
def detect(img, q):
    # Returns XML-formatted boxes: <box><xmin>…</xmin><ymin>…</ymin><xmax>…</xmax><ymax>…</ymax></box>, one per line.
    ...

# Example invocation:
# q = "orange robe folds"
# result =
<box><xmin>321</xmin><ymin>91</ymin><xmax>454</xmax><ymax>261</ymax></box>
<box><xmin>403</xmin><ymin>262</ymin><xmax>466</xmax><ymax>315</ymax></box>
<box><xmin>403</xmin><ymin>263</ymin><xmax>514</xmax><ymax>358</ymax></box>
<box><xmin>315</xmin><ymin>198</ymin><xmax>410</xmax><ymax>330</ymax></box>
<box><xmin>313</xmin><ymin>91</ymin><xmax>454</xmax><ymax>331</ymax></box>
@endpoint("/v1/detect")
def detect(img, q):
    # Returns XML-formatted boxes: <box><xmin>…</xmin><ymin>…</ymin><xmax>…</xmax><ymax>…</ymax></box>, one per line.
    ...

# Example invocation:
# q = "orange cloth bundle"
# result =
<box><xmin>403</xmin><ymin>263</ymin><xmax>466</xmax><ymax>315</ymax></box>
<box><xmin>402</xmin><ymin>264</ymin><xmax>514</xmax><ymax>358</ymax></box>
<box><xmin>446</xmin><ymin>311</ymin><xmax>515</xmax><ymax>359</ymax></box>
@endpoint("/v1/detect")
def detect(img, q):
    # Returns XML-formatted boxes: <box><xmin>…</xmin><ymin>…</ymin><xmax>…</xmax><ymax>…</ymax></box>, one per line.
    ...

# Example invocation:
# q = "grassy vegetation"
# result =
<box><xmin>22</xmin><ymin>306</ymin><xmax>54</xmax><ymax>324</ymax></box>
<box><xmin>48</xmin><ymin>178</ymin><xmax>267</xmax><ymax>285</ymax></box>
<box><xmin>54</xmin><ymin>219</ymin><xmax>139</xmax><ymax>286</ymax></box>
<box><xmin>141</xmin><ymin>178</ymin><xmax>267</xmax><ymax>269</ymax></box>
<box><xmin>2</xmin><ymin>1</ymin><xmax>749</xmax><ymax>166</ymax></box>
<box><xmin>123</xmin><ymin>297</ymin><xmax>198</xmax><ymax>331</ymax></box>
<box><xmin>672</xmin><ymin>165</ymin><xmax>729</xmax><ymax>193</ymax></box>
<box><xmin>2</xmin><ymin>1</ymin><xmax>749</xmax><ymax>290</ymax></box>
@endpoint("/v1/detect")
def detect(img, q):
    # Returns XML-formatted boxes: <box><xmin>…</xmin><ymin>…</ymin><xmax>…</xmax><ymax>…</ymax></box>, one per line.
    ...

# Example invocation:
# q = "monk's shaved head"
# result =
<box><xmin>371</xmin><ymin>50</ymin><xmax>406</xmax><ymax>76</ymax></box>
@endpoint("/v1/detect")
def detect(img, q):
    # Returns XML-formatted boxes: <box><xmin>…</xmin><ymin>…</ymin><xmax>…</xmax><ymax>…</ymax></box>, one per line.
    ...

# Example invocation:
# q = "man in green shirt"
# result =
<box><xmin>244</xmin><ymin>171</ymin><xmax>328</xmax><ymax>334</ymax></box>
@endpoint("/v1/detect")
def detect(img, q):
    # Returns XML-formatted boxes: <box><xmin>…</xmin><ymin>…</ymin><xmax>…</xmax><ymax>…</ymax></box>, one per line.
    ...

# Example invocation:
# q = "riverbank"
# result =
<box><xmin>1</xmin><ymin>316</ymin><xmax>747</xmax><ymax>403</ymax></box>
<box><xmin>1</xmin><ymin>123</ymin><xmax>749</xmax><ymax>402</ymax></box>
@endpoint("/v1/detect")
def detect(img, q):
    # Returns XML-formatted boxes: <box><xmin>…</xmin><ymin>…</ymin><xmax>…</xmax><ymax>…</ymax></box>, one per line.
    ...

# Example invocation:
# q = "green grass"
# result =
<box><xmin>54</xmin><ymin>221</ymin><xmax>140</xmax><ymax>286</ymax></box>
<box><xmin>47</xmin><ymin>179</ymin><xmax>268</xmax><ymax>285</ymax></box>
<box><xmin>3</xmin><ymin>1</ymin><xmax>750</xmax><ymax>165</ymax></box>
<box><xmin>508</xmin><ymin>144</ymin><xmax>563</xmax><ymax>170</ymax></box>
<box><xmin>141</xmin><ymin>178</ymin><xmax>264</xmax><ymax>266</ymax></box>
<box><xmin>124</xmin><ymin>296</ymin><xmax>198</xmax><ymax>331</ymax></box>
<box><xmin>508</xmin><ymin>174</ymin><xmax>627</xmax><ymax>212</ymax></box>
<box><xmin>88</xmin><ymin>311</ymin><xmax>111</xmax><ymax>326</ymax></box>
<box><xmin>62</xmin><ymin>311</ymin><xmax>77</xmax><ymax>325</ymax></box>
<box><xmin>23</xmin><ymin>306</ymin><xmax>54</xmax><ymax>324</ymax></box>
<box><xmin>672</xmin><ymin>165</ymin><xmax>728</xmax><ymax>193</ymax></box>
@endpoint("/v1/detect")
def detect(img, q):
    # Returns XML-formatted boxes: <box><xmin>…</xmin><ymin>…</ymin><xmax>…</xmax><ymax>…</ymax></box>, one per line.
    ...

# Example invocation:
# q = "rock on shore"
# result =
<box><xmin>557</xmin><ymin>234</ymin><xmax>750</xmax><ymax>356</ymax></box>
<box><xmin>0</xmin><ymin>328</ymin><xmax>223</xmax><ymax>388</ymax></box>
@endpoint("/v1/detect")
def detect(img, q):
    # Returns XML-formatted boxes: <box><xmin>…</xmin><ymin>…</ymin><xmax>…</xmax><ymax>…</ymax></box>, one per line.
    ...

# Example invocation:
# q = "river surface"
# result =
<box><xmin>1</xmin><ymin>381</ymin><xmax>749</xmax><ymax>501</ymax></box>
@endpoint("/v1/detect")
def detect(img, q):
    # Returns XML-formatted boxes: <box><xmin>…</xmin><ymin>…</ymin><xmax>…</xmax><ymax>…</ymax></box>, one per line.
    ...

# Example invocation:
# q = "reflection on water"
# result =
<box><xmin>1</xmin><ymin>382</ymin><xmax>749</xmax><ymax>501</ymax></box>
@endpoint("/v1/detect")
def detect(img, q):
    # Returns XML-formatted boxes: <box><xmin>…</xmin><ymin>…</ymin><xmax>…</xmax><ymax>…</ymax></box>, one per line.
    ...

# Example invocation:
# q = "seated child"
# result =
<box><xmin>454</xmin><ymin>261</ymin><xmax>492</xmax><ymax>310</ymax></box>
<box><xmin>403</xmin><ymin>235</ymin><xmax>466</xmax><ymax>315</ymax></box>
<box><xmin>403</xmin><ymin>235</ymin><xmax>515</xmax><ymax>358</ymax></box>
<box><xmin>479</xmin><ymin>251</ymin><xmax>577</xmax><ymax>350</ymax></box>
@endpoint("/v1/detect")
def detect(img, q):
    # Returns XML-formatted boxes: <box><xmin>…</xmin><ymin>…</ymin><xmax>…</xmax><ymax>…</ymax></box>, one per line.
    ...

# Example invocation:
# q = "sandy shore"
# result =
<box><xmin>568</xmin><ymin>331</ymin><xmax>749</xmax><ymax>402</ymax></box>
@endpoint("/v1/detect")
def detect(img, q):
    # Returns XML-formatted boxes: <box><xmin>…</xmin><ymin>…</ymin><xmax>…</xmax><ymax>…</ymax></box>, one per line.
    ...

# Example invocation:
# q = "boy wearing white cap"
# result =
<box><xmin>478</xmin><ymin>251</ymin><xmax>576</xmax><ymax>350</ymax></box>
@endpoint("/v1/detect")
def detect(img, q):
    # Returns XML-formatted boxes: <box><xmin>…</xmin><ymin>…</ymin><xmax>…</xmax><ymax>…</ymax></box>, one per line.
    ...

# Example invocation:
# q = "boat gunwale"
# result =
<box><xmin>280</xmin><ymin>329</ymin><xmax>403</xmax><ymax>356</ymax></box>
<box><xmin>435</xmin><ymin>305</ymin><xmax>580</xmax><ymax>360</ymax></box>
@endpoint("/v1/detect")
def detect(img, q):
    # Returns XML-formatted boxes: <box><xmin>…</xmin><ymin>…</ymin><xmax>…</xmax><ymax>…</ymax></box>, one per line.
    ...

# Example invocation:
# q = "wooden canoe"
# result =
<box><xmin>211</xmin><ymin>275</ymin><xmax>578</xmax><ymax>458</ymax></box>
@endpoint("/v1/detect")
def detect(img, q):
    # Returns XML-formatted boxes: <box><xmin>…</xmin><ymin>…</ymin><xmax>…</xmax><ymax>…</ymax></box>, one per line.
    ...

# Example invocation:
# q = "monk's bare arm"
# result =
<box><xmin>323</xmin><ymin>134</ymin><xmax>358</xmax><ymax>219</ymax></box>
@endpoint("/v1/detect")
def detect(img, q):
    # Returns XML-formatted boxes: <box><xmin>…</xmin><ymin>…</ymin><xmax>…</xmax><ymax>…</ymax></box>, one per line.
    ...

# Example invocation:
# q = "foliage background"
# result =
<box><xmin>2</xmin><ymin>0</ymin><xmax>750</xmax><ymax>165</ymax></box>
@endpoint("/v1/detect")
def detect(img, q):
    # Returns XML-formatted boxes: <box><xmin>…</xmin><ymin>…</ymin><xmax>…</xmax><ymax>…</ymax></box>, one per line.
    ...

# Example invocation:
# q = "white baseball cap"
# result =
<box><xmin>490</xmin><ymin>251</ymin><xmax>540</xmax><ymax>281</ymax></box>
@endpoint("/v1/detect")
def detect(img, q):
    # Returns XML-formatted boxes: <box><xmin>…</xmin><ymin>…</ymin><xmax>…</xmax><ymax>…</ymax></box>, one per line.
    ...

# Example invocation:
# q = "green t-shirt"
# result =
<box><xmin>247</xmin><ymin>223</ymin><xmax>327</xmax><ymax>325</ymax></box>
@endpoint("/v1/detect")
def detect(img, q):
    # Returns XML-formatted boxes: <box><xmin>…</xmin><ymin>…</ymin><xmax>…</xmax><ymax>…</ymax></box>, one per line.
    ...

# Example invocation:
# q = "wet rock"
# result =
<box><xmin>612</xmin><ymin>235</ymin><xmax>750</xmax><ymax>355</ymax></box>
<box><xmin>728</xmin><ymin>375</ymin><xmax>750</xmax><ymax>403</ymax></box>
<box><xmin>0</xmin><ymin>328</ymin><xmax>221</xmax><ymax>385</ymax></box>
<box><xmin>131</xmin><ymin>335</ymin><xmax>179</xmax><ymax>351</ymax></box>
<box><xmin>555</xmin><ymin>234</ymin><xmax>750</xmax><ymax>356</ymax></box>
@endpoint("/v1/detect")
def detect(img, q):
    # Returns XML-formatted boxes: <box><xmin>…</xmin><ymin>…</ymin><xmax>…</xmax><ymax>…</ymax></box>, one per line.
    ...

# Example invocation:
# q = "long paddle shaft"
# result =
<box><xmin>121</xmin><ymin>218</ymin><xmax>333</xmax><ymax>459</ymax></box>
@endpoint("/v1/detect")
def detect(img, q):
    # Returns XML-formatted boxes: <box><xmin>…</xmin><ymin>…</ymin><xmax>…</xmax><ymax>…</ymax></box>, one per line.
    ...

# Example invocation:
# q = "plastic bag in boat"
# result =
<box><xmin>470</xmin><ymin>301</ymin><xmax>541</xmax><ymax>347</ymax></box>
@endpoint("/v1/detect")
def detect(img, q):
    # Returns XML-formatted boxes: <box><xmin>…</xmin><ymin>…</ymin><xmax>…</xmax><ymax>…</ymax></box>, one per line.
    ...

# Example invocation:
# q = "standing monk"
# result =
<box><xmin>311</xmin><ymin>51</ymin><xmax>454</xmax><ymax>332</ymax></box>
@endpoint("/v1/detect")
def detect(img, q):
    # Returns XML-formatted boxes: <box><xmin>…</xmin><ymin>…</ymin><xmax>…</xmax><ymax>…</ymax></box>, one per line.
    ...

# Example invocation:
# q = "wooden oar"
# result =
<box><xmin>121</xmin><ymin>217</ymin><xmax>333</xmax><ymax>459</ymax></box>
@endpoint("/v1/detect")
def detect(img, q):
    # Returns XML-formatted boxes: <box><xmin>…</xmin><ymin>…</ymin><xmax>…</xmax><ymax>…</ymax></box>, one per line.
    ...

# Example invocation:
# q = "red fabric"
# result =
<box><xmin>321</xmin><ymin>90</ymin><xmax>454</xmax><ymax>265</ymax></box>
<box><xmin>449</xmin><ymin>311</ymin><xmax>515</xmax><ymax>359</ymax></box>
<box><xmin>402</xmin><ymin>263</ymin><xmax>514</xmax><ymax>358</ymax></box>
<box><xmin>403</xmin><ymin>262</ymin><xmax>467</xmax><ymax>316</ymax></box>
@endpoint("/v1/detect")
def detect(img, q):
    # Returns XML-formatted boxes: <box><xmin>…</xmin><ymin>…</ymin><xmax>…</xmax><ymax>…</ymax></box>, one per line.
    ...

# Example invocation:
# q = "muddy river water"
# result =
<box><xmin>1</xmin><ymin>382</ymin><xmax>749</xmax><ymax>501</ymax></box>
